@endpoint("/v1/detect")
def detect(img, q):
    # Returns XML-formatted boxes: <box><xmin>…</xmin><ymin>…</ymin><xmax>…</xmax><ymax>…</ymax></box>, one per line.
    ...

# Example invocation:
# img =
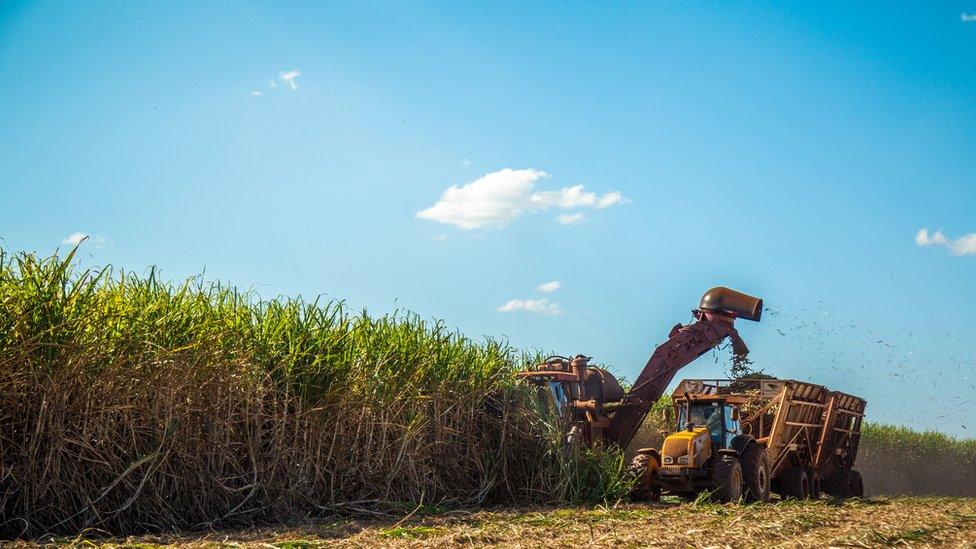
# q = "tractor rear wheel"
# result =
<box><xmin>805</xmin><ymin>468</ymin><xmax>822</xmax><ymax>499</ymax></box>
<box><xmin>627</xmin><ymin>452</ymin><xmax>661</xmax><ymax>502</ymax></box>
<box><xmin>849</xmin><ymin>470</ymin><xmax>864</xmax><ymax>497</ymax></box>
<box><xmin>778</xmin><ymin>467</ymin><xmax>809</xmax><ymax>500</ymax></box>
<box><xmin>709</xmin><ymin>455</ymin><xmax>743</xmax><ymax>503</ymax></box>
<box><xmin>740</xmin><ymin>444</ymin><xmax>771</xmax><ymax>502</ymax></box>
<box><xmin>823</xmin><ymin>469</ymin><xmax>852</xmax><ymax>499</ymax></box>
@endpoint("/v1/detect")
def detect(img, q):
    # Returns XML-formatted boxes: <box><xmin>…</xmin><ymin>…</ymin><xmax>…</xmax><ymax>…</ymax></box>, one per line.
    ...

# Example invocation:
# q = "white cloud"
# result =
<box><xmin>535</xmin><ymin>281</ymin><xmax>561</xmax><ymax>293</ymax></box>
<box><xmin>530</xmin><ymin>186</ymin><xmax>624</xmax><ymax>209</ymax></box>
<box><xmin>496</xmin><ymin>298</ymin><xmax>563</xmax><ymax>315</ymax></box>
<box><xmin>417</xmin><ymin>169</ymin><xmax>547</xmax><ymax>229</ymax></box>
<box><xmin>268</xmin><ymin>79</ymin><xmax>277</xmax><ymax>88</ymax></box>
<box><xmin>250</xmin><ymin>90</ymin><xmax>263</xmax><ymax>96</ymax></box>
<box><xmin>915</xmin><ymin>228</ymin><xmax>947</xmax><ymax>246</ymax></box>
<box><xmin>962</xmin><ymin>12</ymin><xmax>976</xmax><ymax>22</ymax></box>
<box><xmin>61</xmin><ymin>232</ymin><xmax>89</xmax><ymax>246</ymax></box>
<box><xmin>60</xmin><ymin>232</ymin><xmax>107</xmax><ymax>247</ymax></box>
<box><xmin>279</xmin><ymin>70</ymin><xmax>301</xmax><ymax>90</ymax></box>
<box><xmin>416</xmin><ymin>168</ymin><xmax>627</xmax><ymax>229</ymax></box>
<box><xmin>948</xmin><ymin>233</ymin><xmax>976</xmax><ymax>256</ymax></box>
<box><xmin>556</xmin><ymin>212</ymin><xmax>585</xmax><ymax>225</ymax></box>
<box><xmin>915</xmin><ymin>227</ymin><xmax>976</xmax><ymax>256</ymax></box>
<box><xmin>432</xmin><ymin>234</ymin><xmax>447</xmax><ymax>241</ymax></box>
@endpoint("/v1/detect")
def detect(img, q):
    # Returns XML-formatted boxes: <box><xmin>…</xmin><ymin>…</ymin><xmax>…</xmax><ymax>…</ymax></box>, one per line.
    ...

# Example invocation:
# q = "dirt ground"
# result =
<box><xmin>13</xmin><ymin>497</ymin><xmax>976</xmax><ymax>548</ymax></box>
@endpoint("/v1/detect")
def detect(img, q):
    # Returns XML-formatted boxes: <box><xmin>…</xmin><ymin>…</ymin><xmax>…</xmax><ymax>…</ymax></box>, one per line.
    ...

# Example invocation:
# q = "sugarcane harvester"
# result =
<box><xmin>520</xmin><ymin>287</ymin><xmax>761</xmax><ymax>447</ymax></box>
<box><xmin>520</xmin><ymin>287</ymin><xmax>867</xmax><ymax>502</ymax></box>
<box><xmin>518</xmin><ymin>287</ymin><xmax>764</xmax><ymax>498</ymax></box>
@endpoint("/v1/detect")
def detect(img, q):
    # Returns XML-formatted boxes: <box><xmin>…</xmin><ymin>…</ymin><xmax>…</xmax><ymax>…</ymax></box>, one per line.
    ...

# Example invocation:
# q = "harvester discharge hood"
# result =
<box><xmin>698</xmin><ymin>286</ymin><xmax>763</xmax><ymax>322</ymax></box>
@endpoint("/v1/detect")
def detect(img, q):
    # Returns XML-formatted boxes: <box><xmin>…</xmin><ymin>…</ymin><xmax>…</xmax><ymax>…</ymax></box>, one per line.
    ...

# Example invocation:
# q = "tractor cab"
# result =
<box><xmin>657</xmin><ymin>381</ymin><xmax>750</xmax><ymax>477</ymax></box>
<box><xmin>676</xmin><ymin>398</ymin><xmax>740</xmax><ymax>448</ymax></box>
<box><xmin>660</xmin><ymin>395</ymin><xmax>742</xmax><ymax>469</ymax></box>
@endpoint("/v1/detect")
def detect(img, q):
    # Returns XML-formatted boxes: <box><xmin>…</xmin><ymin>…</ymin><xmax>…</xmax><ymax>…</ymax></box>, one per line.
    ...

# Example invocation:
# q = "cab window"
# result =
<box><xmin>677</xmin><ymin>402</ymin><xmax>739</xmax><ymax>447</ymax></box>
<box><xmin>678</xmin><ymin>402</ymin><xmax>725</xmax><ymax>445</ymax></box>
<box><xmin>723</xmin><ymin>404</ymin><xmax>740</xmax><ymax>447</ymax></box>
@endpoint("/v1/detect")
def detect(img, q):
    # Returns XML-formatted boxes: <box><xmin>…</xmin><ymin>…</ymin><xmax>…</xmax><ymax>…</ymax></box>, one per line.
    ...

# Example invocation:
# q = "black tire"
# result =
<box><xmin>850</xmin><ymin>470</ymin><xmax>864</xmax><ymax>498</ymax></box>
<box><xmin>777</xmin><ymin>467</ymin><xmax>809</xmax><ymax>500</ymax></box>
<box><xmin>709</xmin><ymin>456</ymin><xmax>743</xmax><ymax>503</ymax></box>
<box><xmin>805</xmin><ymin>468</ymin><xmax>822</xmax><ymax>499</ymax></box>
<box><xmin>626</xmin><ymin>453</ymin><xmax>661</xmax><ymax>502</ymax></box>
<box><xmin>740</xmin><ymin>444</ymin><xmax>772</xmax><ymax>502</ymax></box>
<box><xmin>823</xmin><ymin>469</ymin><xmax>853</xmax><ymax>499</ymax></box>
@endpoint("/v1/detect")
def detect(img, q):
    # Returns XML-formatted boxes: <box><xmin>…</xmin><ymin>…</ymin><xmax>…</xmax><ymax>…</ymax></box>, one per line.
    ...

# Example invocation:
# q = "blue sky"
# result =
<box><xmin>2</xmin><ymin>2</ymin><xmax>975</xmax><ymax>435</ymax></box>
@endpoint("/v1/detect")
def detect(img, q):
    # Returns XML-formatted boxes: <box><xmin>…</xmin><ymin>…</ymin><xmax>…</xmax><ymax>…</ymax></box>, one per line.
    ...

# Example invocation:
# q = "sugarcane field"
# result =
<box><xmin>2</xmin><ymin>2</ymin><xmax>975</xmax><ymax>548</ymax></box>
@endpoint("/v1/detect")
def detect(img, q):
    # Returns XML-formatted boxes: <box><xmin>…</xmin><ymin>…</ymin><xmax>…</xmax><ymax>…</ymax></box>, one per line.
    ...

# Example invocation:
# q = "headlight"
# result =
<box><xmin>677</xmin><ymin>455</ymin><xmax>690</xmax><ymax>465</ymax></box>
<box><xmin>662</xmin><ymin>456</ymin><xmax>673</xmax><ymax>464</ymax></box>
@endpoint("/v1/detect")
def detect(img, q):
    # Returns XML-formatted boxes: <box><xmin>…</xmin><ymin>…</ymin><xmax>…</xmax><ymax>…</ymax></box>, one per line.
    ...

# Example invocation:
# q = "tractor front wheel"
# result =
<box><xmin>709</xmin><ymin>455</ymin><xmax>743</xmax><ymax>503</ymax></box>
<box><xmin>627</xmin><ymin>452</ymin><xmax>661</xmax><ymax>502</ymax></box>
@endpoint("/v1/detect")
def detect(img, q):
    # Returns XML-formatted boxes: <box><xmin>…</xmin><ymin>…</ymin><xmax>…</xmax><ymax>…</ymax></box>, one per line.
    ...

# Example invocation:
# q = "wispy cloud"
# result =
<box><xmin>915</xmin><ymin>228</ymin><xmax>947</xmax><ymax>247</ymax></box>
<box><xmin>962</xmin><ymin>12</ymin><xmax>976</xmax><ymax>22</ymax></box>
<box><xmin>535</xmin><ymin>281</ymin><xmax>561</xmax><ymax>293</ymax></box>
<box><xmin>279</xmin><ymin>70</ymin><xmax>301</xmax><ymax>90</ymax></box>
<box><xmin>555</xmin><ymin>212</ymin><xmax>585</xmax><ymax>225</ymax></box>
<box><xmin>949</xmin><ymin>234</ymin><xmax>976</xmax><ymax>255</ymax></box>
<box><xmin>496</xmin><ymin>298</ymin><xmax>563</xmax><ymax>315</ymax></box>
<box><xmin>61</xmin><ymin>232</ymin><xmax>88</xmax><ymax>246</ymax></box>
<box><xmin>416</xmin><ymin>168</ymin><xmax>627</xmax><ymax>229</ymax></box>
<box><xmin>61</xmin><ymin>232</ymin><xmax>107</xmax><ymax>247</ymax></box>
<box><xmin>915</xmin><ymin>227</ymin><xmax>976</xmax><ymax>256</ymax></box>
<box><xmin>530</xmin><ymin>187</ymin><xmax>623</xmax><ymax>209</ymax></box>
<box><xmin>249</xmin><ymin>72</ymin><xmax>297</xmax><ymax>97</ymax></box>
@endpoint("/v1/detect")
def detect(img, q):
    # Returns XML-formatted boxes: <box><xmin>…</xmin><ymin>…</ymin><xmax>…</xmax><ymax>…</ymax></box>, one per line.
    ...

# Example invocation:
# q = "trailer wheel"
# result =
<box><xmin>626</xmin><ymin>452</ymin><xmax>661</xmax><ymax>502</ymax></box>
<box><xmin>804</xmin><ymin>468</ymin><xmax>822</xmax><ymax>499</ymax></box>
<box><xmin>823</xmin><ymin>469</ymin><xmax>852</xmax><ymax>499</ymax></box>
<box><xmin>849</xmin><ymin>470</ymin><xmax>864</xmax><ymax>498</ymax></box>
<box><xmin>709</xmin><ymin>456</ymin><xmax>743</xmax><ymax>503</ymax></box>
<box><xmin>777</xmin><ymin>467</ymin><xmax>809</xmax><ymax>500</ymax></box>
<box><xmin>740</xmin><ymin>444</ymin><xmax>771</xmax><ymax>502</ymax></box>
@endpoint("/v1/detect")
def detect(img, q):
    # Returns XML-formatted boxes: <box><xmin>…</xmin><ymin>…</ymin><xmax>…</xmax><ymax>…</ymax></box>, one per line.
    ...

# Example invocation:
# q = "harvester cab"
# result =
<box><xmin>519</xmin><ymin>354</ymin><xmax>625</xmax><ymax>445</ymax></box>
